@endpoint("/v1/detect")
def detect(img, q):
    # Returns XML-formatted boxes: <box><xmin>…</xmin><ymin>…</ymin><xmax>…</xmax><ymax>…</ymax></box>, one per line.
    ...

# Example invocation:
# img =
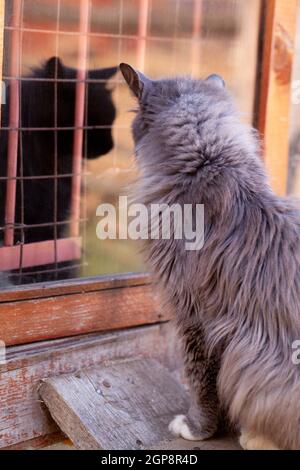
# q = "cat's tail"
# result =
<box><xmin>218</xmin><ymin>334</ymin><xmax>300</xmax><ymax>449</ymax></box>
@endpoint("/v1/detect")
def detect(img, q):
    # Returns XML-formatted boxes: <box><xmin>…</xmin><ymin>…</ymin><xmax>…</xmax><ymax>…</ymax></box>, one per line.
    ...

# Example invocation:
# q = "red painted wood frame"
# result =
<box><xmin>0</xmin><ymin>0</ymin><xmax>87</xmax><ymax>272</ymax></box>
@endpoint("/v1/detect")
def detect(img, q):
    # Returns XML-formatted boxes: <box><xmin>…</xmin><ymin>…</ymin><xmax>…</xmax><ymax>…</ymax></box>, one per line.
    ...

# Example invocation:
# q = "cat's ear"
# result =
<box><xmin>119</xmin><ymin>63</ymin><xmax>150</xmax><ymax>99</ymax></box>
<box><xmin>205</xmin><ymin>74</ymin><xmax>225</xmax><ymax>89</ymax></box>
<box><xmin>45</xmin><ymin>56</ymin><xmax>65</xmax><ymax>78</ymax></box>
<box><xmin>92</xmin><ymin>66</ymin><xmax>118</xmax><ymax>80</ymax></box>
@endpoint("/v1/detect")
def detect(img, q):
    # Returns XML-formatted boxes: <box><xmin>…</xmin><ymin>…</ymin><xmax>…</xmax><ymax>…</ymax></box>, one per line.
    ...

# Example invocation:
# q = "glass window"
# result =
<box><xmin>0</xmin><ymin>0</ymin><xmax>261</xmax><ymax>287</ymax></box>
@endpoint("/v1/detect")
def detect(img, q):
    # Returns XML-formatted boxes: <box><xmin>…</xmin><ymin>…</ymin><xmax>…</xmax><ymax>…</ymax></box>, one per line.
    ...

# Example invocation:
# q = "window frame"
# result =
<box><xmin>255</xmin><ymin>0</ymin><xmax>297</xmax><ymax>195</ymax></box>
<box><xmin>0</xmin><ymin>0</ymin><xmax>297</xmax><ymax>347</ymax></box>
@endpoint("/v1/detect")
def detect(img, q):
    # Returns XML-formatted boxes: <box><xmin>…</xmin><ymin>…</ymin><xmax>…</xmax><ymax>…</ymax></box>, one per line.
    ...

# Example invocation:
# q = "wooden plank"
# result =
<box><xmin>39</xmin><ymin>358</ymin><xmax>189</xmax><ymax>450</ymax></box>
<box><xmin>2</xmin><ymin>432</ymin><xmax>68</xmax><ymax>450</ymax></box>
<box><xmin>41</xmin><ymin>435</ymin><xmax>241</xmax><ymax>451</ymax></box>
<box><xmin>0</xmin><ymin>284</ymin><xmax>167</xmax><ymax>346</ymax></box>
<box><xmin>257</xmin><ymin>0</ymin><xmax>297</xmax><ymax>195</ymax></box>
<box><xmin>0</xmin><ymin>323</ymin><xmax>181</xmax><ymax>448</ymax></box>
<box><xmin>0</xmin><ymin>272</ymin><xmax>150</xmax><ymax>303</ymax></box>
<box><xmin>0</xmin><ymin>237</ymin><xmax>82</xmax><ymax>271</ymax></box>
<box><xmin>152</xmin><ymin>436</ymin><xmax>240</xmax><ymax>451</ymax></box>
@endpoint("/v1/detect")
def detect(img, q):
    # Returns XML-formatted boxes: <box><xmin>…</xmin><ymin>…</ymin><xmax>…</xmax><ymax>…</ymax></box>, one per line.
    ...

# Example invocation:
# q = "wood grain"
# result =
<box><xmin>2</xmin><ymin>432</ymin><xmax>67</xmax><ymax>450</ymax></box>
<box><xmin>151</xmin><ymin>436</ymin><xmax>241</xmax><ymax>451</ymax></box>
<box><xmin>39</xmin><ymin>358</ymin><xmax>188</xmax><ymax>450</ymax></box>
<box><xmin>0</xmin><ymin>283</ymin><xmax>168</xmax><ymax>346</ymax></box>
<box><xmin>257</xmin><ymin>0</ymin><xmax>297</xmax><ymax>195</ymax></box>
<box><xmin>0</xmin><ymin>272</ymin><xmax>150</xmax><ymax>303</ymax></box>
<box><xmin>0</xmin><ymin>323</ymin><xmax>182</xmax><ymax>449</ymax></box>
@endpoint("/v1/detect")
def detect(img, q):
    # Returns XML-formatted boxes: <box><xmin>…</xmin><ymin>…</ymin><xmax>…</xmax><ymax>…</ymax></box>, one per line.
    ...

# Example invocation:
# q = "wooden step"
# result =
<box><xmin>39</xmin><ymin>358</ymin><xmax>190</xmax><ymax>450</ymax></box>
<box><xmin>39</xmin><ymin>357</ymin><xmax>240</xmax><ymax>450</ymax></box>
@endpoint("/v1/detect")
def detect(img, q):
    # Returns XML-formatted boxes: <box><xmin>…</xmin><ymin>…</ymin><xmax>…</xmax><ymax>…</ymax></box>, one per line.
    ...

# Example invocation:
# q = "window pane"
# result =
<box><xmin>0</xmin><ymin>0</ymin><xmax>261</xmax><ymax>287</ymax></box>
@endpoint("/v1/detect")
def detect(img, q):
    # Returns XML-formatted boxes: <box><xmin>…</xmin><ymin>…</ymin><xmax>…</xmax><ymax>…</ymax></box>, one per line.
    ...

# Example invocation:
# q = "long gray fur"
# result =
<box><xmin>120</xmin><ymin>64</ymin><xmax>300</xmax><ymax>450</ymax></box>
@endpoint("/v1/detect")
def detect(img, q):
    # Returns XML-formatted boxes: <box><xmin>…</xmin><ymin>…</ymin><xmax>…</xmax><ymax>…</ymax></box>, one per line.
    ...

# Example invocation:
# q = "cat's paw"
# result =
<box><xmin>239</xmin><ymin>431</ymin><xmax>280</xmax><ymax>450</ymax></box>
<box><xmin>168</xmin><ymin>415</ymin><xmax>207</xmax><ymax>441</ymax></box>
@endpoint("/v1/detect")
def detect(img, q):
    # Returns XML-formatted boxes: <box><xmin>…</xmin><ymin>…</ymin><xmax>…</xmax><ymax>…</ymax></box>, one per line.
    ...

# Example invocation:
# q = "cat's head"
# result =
<box><xmin>26</xmin><ymin>56</ymin><xmax>117</xmax><ymax>159</ymax></box>
<box><xmin>120</xmin><ymin>63</ymin><xmax>264</xmax><ymax>197</ymax></box>
<box><xmin>120</xmin><ymin>63</ymin><xmax>229</xmax><ymax>147</ymax></box>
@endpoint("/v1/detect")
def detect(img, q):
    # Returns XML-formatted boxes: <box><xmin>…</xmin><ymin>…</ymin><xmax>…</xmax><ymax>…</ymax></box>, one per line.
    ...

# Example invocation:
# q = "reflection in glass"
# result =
<box><xmin>0</xmin><ymin>0</ymin><xmax>261</xmax><ymax>287</ymax></box>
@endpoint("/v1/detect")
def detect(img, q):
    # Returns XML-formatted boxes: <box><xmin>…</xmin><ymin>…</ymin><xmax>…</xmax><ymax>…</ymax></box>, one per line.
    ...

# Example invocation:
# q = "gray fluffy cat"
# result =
<box><xmin>120</xmin><ymin>63</ymin><xmax>300</xmax><ymax>450</ymax></box>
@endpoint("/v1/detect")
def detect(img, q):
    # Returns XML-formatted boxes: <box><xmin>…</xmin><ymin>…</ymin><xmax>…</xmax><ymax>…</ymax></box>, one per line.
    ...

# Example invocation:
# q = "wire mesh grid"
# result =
<box><xmin>0</xmin><ymin>0</ymin><xmax>261</xmax><ymax>285</ymax></box>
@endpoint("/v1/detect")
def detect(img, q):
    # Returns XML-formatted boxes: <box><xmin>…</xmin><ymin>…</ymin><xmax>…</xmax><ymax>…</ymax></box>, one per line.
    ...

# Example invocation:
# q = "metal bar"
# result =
<box><xmin>17</xmin><ymin>0</ymin><xmax>24</xmax><ymax>274</ymax></box>
<box><xmin>191</xmin><ymin>0</ymin><xmax>202</xmax><ymax>75</ymax></box>
<box><xmin>0</xmin><ymin>173</ymin><xmax>88</xmax><ymax>181</ymax></box>
<box><xmin>0</xmin><ymin>217</ymin><xmax>87</xmax><ymax>231</ymax></box>
<box><xmin>1</xmin><ymin>125</ymin><xmax>121</xmax><ymax>130</ymax></box>
<box><xmin>137</xmin><ymin>0</ymin><xmax>149</xmax><ymax>71</ymax></box>
<box><xmin>8</xmin><ymin>262</ymin><xmax>86</xmax><ymax>280</ymax></box>
<box><xmin>70</xmin><ymin>0</ymin><xmax>90</xmax><ymax>238</ymax></box>
<box><xmin>1</xmin><ymin>125</ymin><xmax>119</xmax><ymax>130</ymax></box>
<box><xmin>257</xmin><ymin>0</ymin><xmax>297</xmax><ymax>195</ymax></box>
<box><xmin>3</xmin><ymin>77</ymin><xmax>122</xmax><ymax>83</ymax></box>
<box><xmin>0</xmin><ymin>237</ymin><xmax>82</xmax><ymax>271</ymax></box>
<box><xmin>2</xmin><ymin>25</ymin><xmax>177</xmax><ymax>41</ymax></box>
<box><xmin>4</xmin><ymin>0</ymin><xmax>22</xmax><ymax>246</ymax></box>
<box><xmin>3</xmin><ymin>25</ymin><xmax>212</xmax><ymax>46</ymax></box>
<box><xmin>0</xmin><ymin>0</ymin><xmax>5</xmax><ymax>122</ymax></box>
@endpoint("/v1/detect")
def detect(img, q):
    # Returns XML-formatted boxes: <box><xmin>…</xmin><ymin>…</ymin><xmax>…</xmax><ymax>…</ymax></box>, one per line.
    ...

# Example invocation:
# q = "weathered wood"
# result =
<box><xmin>152</xmin><ymin>436</ymin><xmax>241</xmax><ymax>451</ymax></box>
<box><xmin>0</xmin><ymin>283</ymin><xmax>168</xmax><ymax>346</ymax></box>
<box><xmin>0</xmin><ymin>272</ymin><xmax>157</xmax><ymax>347</ymax></box>
<box><xmin>0</xmin><ymin>272</ymin><xmax>151</xmax><ymax>303</ymax></box>
<box><xmin>5</xmin><ymin>433</ymin><xmax>241</xmax><ymax>451</ymax></box>
<box><xmin>39</xmin><ymin>358</ymin><xmax>189</xmax><ymax>450</ymax></box>
<box><xmin>41</xmin><ymin>436</ymin><xmax>241</xmax><ymax>451</ymax></box>
<box><xmin>0</xmin><ymin>323</ymin><xmax>182</xmax><ymax>449</ymax></box>
<box><xmin>2</xmin><ymin>432</ymin><xmax>67</xmax><ymax>450</ymax></box>
<box><xmin>257</xmin><ymin>0</ymin><xmax>297</xmax><ymax>195</ymax></box>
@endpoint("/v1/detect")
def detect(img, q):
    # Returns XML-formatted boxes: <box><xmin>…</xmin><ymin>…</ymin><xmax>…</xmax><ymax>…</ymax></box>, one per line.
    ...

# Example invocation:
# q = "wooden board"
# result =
<box><xmin>39</xmin><ymin>358</ymin><xmax>189</xmax><ymax>450</ymax></box>
<box><xmin>0</xmin><ymin>323</ymin><xmax>182</xmax><ymax>449</ymax></box>
<box><xmin>0</xmin><ymin>272</ymin><xmax>151</xmax><ymax>303</ymax></box>
<box><xmin>257</xmin><ymin>0</ymin><xmax>298</xmax><ymax>195</ymax></box>
<box><xmin>0</xmin><ymin>283</ymin><xmax>168</xmax><ymax>346</ymax></box>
